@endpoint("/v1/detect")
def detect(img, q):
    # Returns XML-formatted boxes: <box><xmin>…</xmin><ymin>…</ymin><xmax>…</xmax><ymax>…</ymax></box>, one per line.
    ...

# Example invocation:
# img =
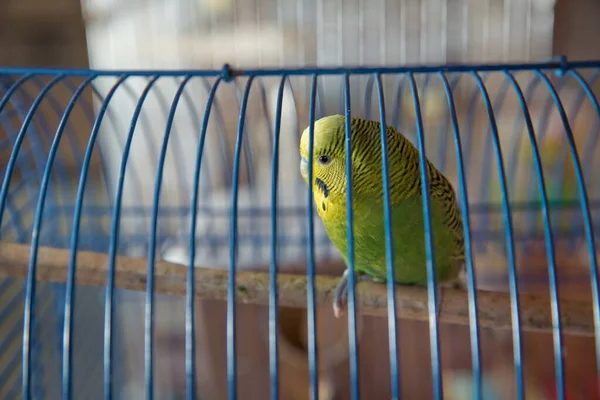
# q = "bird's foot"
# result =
<box><xmin>434</xmin><ymin>278</ymin><xmax>465</xmax><ymax>320</ymax></box>
<box><xmin>420</xmin><ymin>283</ymin><xmax>447</xmax><ymax>321</ymax></box>
<box><xmin>333</xmin><ymin>269</ymin><xmax>381</xmax><ymax>319</ymax></box>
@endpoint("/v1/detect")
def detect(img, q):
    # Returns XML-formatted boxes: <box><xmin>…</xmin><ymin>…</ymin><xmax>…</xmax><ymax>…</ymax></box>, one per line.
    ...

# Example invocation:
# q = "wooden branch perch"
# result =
<box><xmin>0</xmin><ymin>241</ymin><xmax>595</xmax><ymax>337</ymax></box>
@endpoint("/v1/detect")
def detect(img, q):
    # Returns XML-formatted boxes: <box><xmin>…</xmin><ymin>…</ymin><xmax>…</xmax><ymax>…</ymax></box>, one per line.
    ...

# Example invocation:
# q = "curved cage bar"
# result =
<box><xmin>0</xmin><ymin>61</ymin><xmax>598</xmax><ymax>399</ymax></box>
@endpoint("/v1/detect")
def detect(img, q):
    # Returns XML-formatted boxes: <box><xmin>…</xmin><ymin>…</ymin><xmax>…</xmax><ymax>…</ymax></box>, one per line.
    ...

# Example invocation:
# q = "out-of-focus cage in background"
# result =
<box><xmin>1</xmin><ymin>0</ymin><xmax>600</xmax><ymax>399</ymax></box>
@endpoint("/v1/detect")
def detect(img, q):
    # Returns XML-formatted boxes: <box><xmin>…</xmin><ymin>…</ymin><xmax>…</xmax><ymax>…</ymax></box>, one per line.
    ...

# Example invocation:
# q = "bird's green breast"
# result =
<box><xmin>319</xmin><ymin>193</ymin><xmax>460</xmax><ymax>284</ymax></box>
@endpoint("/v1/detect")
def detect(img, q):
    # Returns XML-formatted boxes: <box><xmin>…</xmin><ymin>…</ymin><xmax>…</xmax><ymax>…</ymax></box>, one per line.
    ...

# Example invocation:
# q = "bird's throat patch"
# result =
<box><xmin>314</xmin><ymin>177</ymin><xmax>330</xmax><ymax>198</ymax></box>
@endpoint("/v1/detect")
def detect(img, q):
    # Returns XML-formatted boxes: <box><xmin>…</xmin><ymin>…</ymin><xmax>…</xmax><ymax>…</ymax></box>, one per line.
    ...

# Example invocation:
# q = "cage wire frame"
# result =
<box><xmin>0</xmin><ymin>59</ymin><xmax>599</xmax><ymax>399</ymax></box>
<box><xmin>0</xmin><ymin>78</ymin><xmax>47</xmax><ymax>400</ymax></box>
<box><xmin>0</xmin><ymin>76</ymin><xmax>116</xmax><ymax>400</ymax></box>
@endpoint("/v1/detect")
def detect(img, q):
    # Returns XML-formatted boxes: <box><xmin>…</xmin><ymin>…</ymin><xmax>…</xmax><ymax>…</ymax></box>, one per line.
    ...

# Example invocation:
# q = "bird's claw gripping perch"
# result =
<box><xmin>435</xmin><ymin>272</ymin><xmax>467</xmax><ymax>320</ymax></box>
<box><xmin>333</xmin><ymin>268</ymin><xmax>465</xmax><ymax>320</ymax></box>
<box><xmin>333</xmin><ymin>269</ymin><xmax>384</xmax><ymax>318</ymax></box>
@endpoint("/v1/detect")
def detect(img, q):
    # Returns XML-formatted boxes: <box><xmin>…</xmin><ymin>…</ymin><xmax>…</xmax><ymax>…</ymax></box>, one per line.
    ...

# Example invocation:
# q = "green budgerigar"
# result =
<box><xmin>299</xmin><ymin>115</ymin><xmax>466</xmax><ymax>318</ymax></box>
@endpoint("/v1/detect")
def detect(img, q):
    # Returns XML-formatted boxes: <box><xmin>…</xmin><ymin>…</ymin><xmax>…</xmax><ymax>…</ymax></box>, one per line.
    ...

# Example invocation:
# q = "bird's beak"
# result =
<box><xmin>300</xmin><ymin>155</ymin><xmax>308</xmax><ymax>183</ymax></box>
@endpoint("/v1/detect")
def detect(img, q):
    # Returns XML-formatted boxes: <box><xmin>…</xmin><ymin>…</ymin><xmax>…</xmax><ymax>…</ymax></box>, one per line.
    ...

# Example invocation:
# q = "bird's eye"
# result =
<box><xmin>318</xmin><ymin>155</ymin><xmax>331</xmax><ymax>165</ymax></box>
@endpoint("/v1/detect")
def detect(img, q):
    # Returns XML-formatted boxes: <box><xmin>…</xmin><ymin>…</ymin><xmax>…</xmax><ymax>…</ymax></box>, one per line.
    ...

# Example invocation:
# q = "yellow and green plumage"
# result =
<box><xmin>299</xmin><ymin>115</ymin><xmax>466</xmax><ymax>317</ymax></box>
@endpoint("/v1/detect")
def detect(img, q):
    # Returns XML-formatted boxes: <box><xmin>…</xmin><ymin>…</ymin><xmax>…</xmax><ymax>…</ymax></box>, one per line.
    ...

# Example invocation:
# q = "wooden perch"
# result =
<box><xmin>0</xmin><ymin>241</ymin><xmax>595</xmax><ymax>337</ymax></box>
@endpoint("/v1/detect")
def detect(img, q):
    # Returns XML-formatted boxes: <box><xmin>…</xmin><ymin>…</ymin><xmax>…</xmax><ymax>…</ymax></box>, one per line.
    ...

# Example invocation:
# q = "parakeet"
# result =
<box><xmin>299</xmin><ymin>115</ymin><xmax>466</xmax><ymax>318</ymax></box>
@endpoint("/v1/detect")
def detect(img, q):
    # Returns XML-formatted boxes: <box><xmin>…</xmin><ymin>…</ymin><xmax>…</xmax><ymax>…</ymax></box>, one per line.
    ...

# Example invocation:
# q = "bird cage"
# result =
<box><xmin>0</xmin><ymin>58</ymin><xmax>599</xmax><ymax>399</ymax></box>
<box><xmin>72</xmin><ymin>1</ymin><xmax>562</xmax><ymax>395</ymax></box>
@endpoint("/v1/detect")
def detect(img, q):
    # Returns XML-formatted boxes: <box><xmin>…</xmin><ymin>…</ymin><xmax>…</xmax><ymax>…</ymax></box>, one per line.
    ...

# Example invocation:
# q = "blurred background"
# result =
<box><xmin>1</xmin><ymin>0</ymin><xmax>600</xmax><ymax>398</ymax></box>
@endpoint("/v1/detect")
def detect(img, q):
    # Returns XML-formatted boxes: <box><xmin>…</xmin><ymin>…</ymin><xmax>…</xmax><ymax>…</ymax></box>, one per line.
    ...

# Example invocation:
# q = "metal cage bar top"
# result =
<box><xmin>0</xmin><ymin>58</ymin><xmax>599</xmax><ymax>400</ymax></box>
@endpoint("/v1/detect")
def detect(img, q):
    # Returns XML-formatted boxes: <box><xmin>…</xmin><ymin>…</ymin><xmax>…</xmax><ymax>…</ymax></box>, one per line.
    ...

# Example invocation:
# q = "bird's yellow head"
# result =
<box><xmin>299</xmin><ymin>115</ymin><xmax>350</xmax><ymax>200</ymax></box>
<box><xmin>299</xmin><ymin>113</ymin><xmax>387</xmax><ymax>206</ymax></box>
